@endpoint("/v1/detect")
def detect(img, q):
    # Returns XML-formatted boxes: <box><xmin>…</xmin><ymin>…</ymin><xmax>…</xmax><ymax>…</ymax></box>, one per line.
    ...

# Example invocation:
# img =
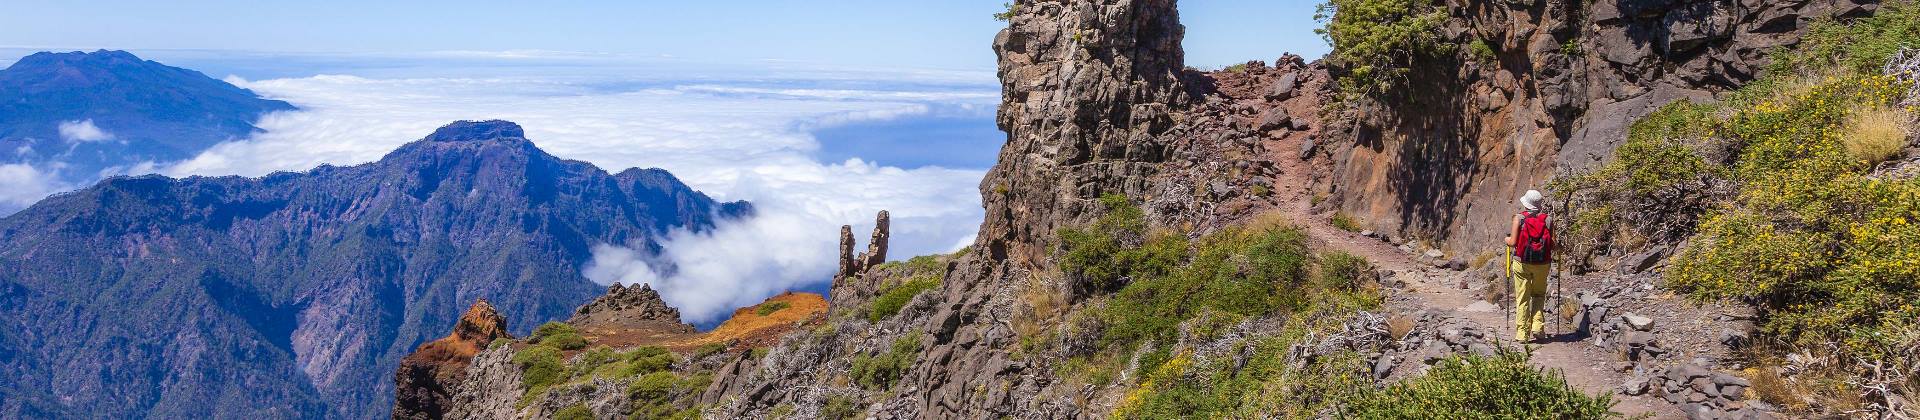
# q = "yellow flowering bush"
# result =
<box><xmin>1567</xmin><ymin>4</ymin><xmax>1920</xmax><ymax>367</ymax></box>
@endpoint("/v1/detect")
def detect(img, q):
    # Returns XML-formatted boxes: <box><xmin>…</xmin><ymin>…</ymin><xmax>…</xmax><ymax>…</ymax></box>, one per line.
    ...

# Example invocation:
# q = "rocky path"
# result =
<box><xmin>1256</xmin><ymin>137</ymin><xmax>1682</xmax><ymax>418</ymax></box>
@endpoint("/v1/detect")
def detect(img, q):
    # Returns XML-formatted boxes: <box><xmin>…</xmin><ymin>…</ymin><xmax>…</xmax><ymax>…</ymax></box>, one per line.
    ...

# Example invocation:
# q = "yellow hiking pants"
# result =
<box><xmin>1510</xmin><ymin>260</ymin><xmax>1549</xmax><ymax>341</ymax></box>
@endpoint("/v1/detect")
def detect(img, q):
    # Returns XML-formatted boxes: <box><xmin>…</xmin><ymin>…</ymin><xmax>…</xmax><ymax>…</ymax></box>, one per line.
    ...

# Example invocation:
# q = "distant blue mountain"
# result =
<box><xmin>0</xmin><ymin>50</ymin><xmax>295</xmax><ymax>206</ymax></box>
<box><xmin>0</xmin><ymin>120</ymin><xmax>749</xmax><ymax>419</ymax></box>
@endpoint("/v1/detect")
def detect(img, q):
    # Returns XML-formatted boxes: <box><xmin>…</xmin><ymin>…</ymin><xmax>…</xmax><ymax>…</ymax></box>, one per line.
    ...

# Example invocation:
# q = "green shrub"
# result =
<box><xmin>1561</xmin><ymin>38</ymin><xmax>1583</xmax><ymax>56</ymax></box>
<box><xmin>903</xmin><ymin>254</ymin><xmax>946</xmax><ymax>279</ymax></box>
<box><xmin>693</xmin><ymin>343</ymin><xmax>727</xmax><ymax>359</ymax></box>
<box><xmin>1098</xmin><ymin>223</ymin><xmax>1314</xmax><ymax>350</ymax></box>
<box><xmin>1344</xmin><ymin>352</ymin><xmax>1615</xmax><ymax>418</ymax></box>
<box><xmin>868</xmin><ymin>277</ymin><xmax>939</xmax><ymax>322</ymax></box>
<box><xmin>1314</xmin><ymin>0</ymin><xmax>1450</xmax><ymax>97</ymax></box>
<box><xmin>628</xmin><ymin>371</ymin><xmax>679</xmax><ymax>404</ymax></box>
<box><xmin>850</xmin><ymin>333</ymin><xmax>922</xmax><ymax>390</ymax></box>
<box><xmin>756</xmin><ymin>301</ymin><xmax>791</xmax><ymax>316</ymax></box>
<box><xmin>992</xmin><ymin>2</ymin><xmax>1019</xmax><ymax>22</ymax></box>
<box><xmin>529</xmin><ymin>321</ymin><xmax>589</xmax><ymax>350</ymax></box>
<box><xmin>570</xmin><ymin>346</ymin><xmax>621</xmax><ymax>378</ymax></box>
<box><xmin>1316</xmin><ymin>251</ymin><xmax>1373</xmax><ymax>293</ymax></box>
<box><xmin>821</xmin><ymin>395</ymin><xmax>861</xmax><ymax>420</ymax></box>
<box><xmin>512</xmin><ymin>345</ymin><xmax>565</xmax><ymax>390</ymax></box>
<box><xmin>529</xmin><ymin>321</ymin><xmax>576</xmax><ymax>342</ymax></box>
<box><xmin>554</xmin><ymin>404</ymin><xmax>592</xmax><ymax>420</ymax></box>
<box><xmin>620</xmin><ymin>349</ymin><xmax>676</xmax><ymax>378</ymax></box>
<box><xmin>625</xmin><ymin>371</ymin><xmax>705</xmax><ymax>419</ymax></box>
<box><xmin>1466</xmin><ymin>39</ymin><xmax>1496</xmax><ymax>63</ymax></box>
<box><xmin>1058</xmin><ymin>194</ymin><xmax>1182</xmax><ymax>293</ymax></box>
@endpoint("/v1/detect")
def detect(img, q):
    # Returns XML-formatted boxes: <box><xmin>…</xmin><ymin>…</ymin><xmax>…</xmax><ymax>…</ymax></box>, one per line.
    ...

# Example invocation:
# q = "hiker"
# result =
<box><xmin>1505</xmin><ymin>189</ymin><xmax>1554</xmax><ymax>343</ymax></box>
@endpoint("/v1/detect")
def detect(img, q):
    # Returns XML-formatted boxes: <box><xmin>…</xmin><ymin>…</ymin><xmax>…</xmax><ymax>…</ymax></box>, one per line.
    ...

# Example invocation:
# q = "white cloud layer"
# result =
<box><xmin>58</xmin><ymin>119</ymin><xmax>114</xmax><ymax>142</ymax></box>
<box><xmin>152</xmin><ymin>70</ymin><xmax>995</xmax><ymax>324</ymax></box>
<box><xmin>0</xmin><ymin>163</ymin><xmax>72</xmax><ymax>210</ymax></box>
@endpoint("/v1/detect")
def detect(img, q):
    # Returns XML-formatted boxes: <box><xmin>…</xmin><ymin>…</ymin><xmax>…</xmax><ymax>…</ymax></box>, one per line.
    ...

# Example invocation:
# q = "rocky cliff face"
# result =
<box><xmin>1322</xmin><ymin>0</ymin><xmax>1884</xmax><ymax>253</ymax></box>
<box><xmin>0</xmin><ymin>120</ymin><xmax>747</xmax><ymax>419</ymax></box>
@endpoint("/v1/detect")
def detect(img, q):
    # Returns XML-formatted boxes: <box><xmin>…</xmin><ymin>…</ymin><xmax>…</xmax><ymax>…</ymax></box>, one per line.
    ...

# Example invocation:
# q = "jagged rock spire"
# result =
<box><xmin>861</xmin><ymin>210</ymin><xmax>890</xmax><ymax>270</ymax></box>
<box><xmin>836</xmin><ymin>210</ymin><xmax>892</xmax><ymax>278</ymax></box>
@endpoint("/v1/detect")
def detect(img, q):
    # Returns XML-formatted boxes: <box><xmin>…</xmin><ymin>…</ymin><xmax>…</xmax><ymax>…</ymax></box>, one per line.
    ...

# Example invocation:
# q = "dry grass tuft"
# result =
<box><xmin>1746</xmin><ymin>367</ymin><xmax>1801</xmax><ymax>410</ymax></box>
<box><xmin>1842</xmin><ymin>105</ymin><xmax>1913</xmax><ymax>164</ymax></box>
<box><xmin>1558</xmin><ymin>299</ymin><xmax>1581</xmax><ymax>325</ymax></box>
<box><xmin>1330</xmin><ymin>212</ymin><xmax>1362</xmax><ymax>232</ymax></box>
<box><xmin>1386</xmin><ymin>315</ymin><xmax>1416</xmax><ymax>341</ymax></box>
<box><xmin>1479</xmin><ymin>274</ymin><xmax>1510</xmax><ymax>304</ymax></box>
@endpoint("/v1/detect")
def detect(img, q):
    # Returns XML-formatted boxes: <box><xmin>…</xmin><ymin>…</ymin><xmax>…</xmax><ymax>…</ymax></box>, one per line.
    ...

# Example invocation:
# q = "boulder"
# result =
<box><xmin>1268</xmin><ymin>72</ymin><xmax>1299</xmax><ymax>100</ymax></box>
<box><xmin>1624</xmin><ymin>313</ymin><xmax>1655</xmax><ymax>331</ymax></box>
<box><xmin>1258</xmin><ymin>109</ymin><xmax>1293</xmax><ymax>131</ymax></box>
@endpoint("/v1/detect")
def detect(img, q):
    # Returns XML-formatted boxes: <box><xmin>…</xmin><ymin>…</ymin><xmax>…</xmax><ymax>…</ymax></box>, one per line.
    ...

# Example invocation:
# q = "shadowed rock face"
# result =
<box><xmin>0</xmin><ymin>50</ymin><xmax>297</xmax><ymax>211</ymax></box>
<box><xmin>0</xmin><ymin>120</ymin><xmax>748</xmax><ymax>419</ymax></box>
<box><xmin>1322</xmin><ymin>0</ymin><xmax>1881</xmax><ymax>252</ymax></box>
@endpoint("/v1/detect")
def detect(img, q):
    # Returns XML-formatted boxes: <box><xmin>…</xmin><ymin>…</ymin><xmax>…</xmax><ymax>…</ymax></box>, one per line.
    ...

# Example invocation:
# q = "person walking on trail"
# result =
<box><xmin>1505</xmin><ymin>189</ymin><xmax>1555</xmax><ymax>343</ymax></box>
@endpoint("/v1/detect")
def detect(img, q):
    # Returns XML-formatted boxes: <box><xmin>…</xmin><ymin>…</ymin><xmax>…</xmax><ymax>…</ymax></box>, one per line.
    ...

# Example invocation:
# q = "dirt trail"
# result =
<box><xmin>1259</xmin><ymin>137</ymin><xmax>1680</xmax><ymax>418</ymax></box>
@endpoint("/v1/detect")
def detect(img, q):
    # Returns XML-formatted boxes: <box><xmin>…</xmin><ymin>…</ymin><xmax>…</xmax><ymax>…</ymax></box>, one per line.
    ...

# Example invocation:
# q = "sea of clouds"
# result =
<box><xmin>87</xmin><ymin>54</ymin><xmax>1000</xmax><ymax>325</ymax></box>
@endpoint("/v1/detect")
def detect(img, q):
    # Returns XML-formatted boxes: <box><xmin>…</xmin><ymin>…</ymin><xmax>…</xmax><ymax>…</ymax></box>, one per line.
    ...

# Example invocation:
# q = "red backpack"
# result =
<box><xmin>1515</xmin><ymin>211</ymin><xmax>1554</xmax><ymax>264</ymax></box>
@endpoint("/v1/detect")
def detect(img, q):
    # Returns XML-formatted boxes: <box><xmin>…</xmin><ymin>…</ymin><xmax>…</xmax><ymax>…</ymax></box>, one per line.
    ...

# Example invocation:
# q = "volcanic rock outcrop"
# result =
<box><xmin>569</xmin><ymin>283</ymin><xmax>696</xmax><ymax>334</ymax></box>
<box><xmin>393</xmin><ymin>300</ymin><xmax>512</xmax><ymax>420</ymax></box>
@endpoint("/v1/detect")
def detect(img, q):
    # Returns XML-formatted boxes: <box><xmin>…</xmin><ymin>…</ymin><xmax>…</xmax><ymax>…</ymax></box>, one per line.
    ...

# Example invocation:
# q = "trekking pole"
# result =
<box><xmin>1504</xmin><ymin>246</ymin><xmax>1513</xmax><ymax>341</ymax></box>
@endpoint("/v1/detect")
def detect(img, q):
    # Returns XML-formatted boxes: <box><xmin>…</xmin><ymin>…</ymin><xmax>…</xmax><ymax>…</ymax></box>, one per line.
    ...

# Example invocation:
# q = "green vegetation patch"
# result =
<box><xmin>821</xmin><ymin>395</ymin><xmax>861</xmax><ymax>420</ymax></box>
<box><xmin>850</xmin><ymin>333</ymin><xmax>923</xmax><ymax>390</ymax></box>
<box><xmin>554</xmin><ymin>404</ymin><xmax>593</xmax><ymax>420</ymax></box>
<box><xmin>868</xmin><ymin>277</ymin><xmax>939</xmax><ymax>322</ymax></box>
<box><xmin>1314</xmin><ymin>0</ymin><xmax>1450</xmax><ymax>97</ymax></box>
<box><xmin>528</xmin><ymin>321</ymin><xmax>589</xmax><ymax>350</ymax></box>
<box><xmin>1058</xmin><ymin>194</ymin><xmax>1179</xmax><ymax>294</ymax></box>
<box><xmin>756</xmin><ymin>301</ymin><xmax>791</xmax><ymax>316</ymax></box>
<box><xmin>1344</xmin><ymin>352</ymin><xmax>1616</xmax><ymax>418</ymax></box>
<box><xmin>1055</xmin><ymin>195</ymin><xmax>1387</xmax><ymax>392</ymax></box>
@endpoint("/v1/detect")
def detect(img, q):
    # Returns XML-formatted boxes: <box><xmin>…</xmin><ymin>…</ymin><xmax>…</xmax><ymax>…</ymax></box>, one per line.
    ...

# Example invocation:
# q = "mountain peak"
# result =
<box><xmin>425</xmin><ymin>120</ymin><xmax>525</xmax><ymax>142</ymax></box>
<box><xmin>9</xmin><ymin>49</ymin><xmax>145</xmax><ymax>71</ymax></box>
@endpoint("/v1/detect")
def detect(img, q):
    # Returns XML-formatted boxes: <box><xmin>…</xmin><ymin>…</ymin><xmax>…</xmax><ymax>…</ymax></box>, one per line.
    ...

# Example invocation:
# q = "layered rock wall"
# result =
<box><xmin>1326</xmin><ymin>0</ymin><xmax>1883</xmax><ymax>254</ymax></box>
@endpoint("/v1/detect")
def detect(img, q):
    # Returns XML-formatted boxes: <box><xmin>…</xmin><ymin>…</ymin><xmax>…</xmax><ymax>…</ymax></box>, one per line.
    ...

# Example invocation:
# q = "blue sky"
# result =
<box><xmin>0</xmin><ymin>0</ymin><xmax>1326</xmax><ymax>70</ymax></box>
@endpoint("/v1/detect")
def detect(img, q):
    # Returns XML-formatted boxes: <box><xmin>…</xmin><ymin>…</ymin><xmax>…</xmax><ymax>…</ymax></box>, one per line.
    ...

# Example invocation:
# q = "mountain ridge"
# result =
<box><xmin>0</xmin><ymin>120</ymin><xmax>748</xmax><ymax>419</ymax></box>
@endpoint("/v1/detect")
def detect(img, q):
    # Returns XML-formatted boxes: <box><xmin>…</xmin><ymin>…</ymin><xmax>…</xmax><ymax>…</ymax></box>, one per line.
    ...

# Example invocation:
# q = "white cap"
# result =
<box><xmin>1521</xmin><ymin>190</ymin><xmax>1543</xmax><ymax>211</ymax></box>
